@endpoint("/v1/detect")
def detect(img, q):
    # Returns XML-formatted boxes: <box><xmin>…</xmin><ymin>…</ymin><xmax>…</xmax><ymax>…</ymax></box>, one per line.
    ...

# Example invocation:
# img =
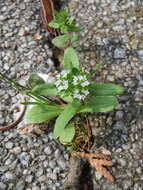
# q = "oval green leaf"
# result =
<box><xmin>53</xmin><ymin>100</ymin><xmax>81</xmax><ymax>138</ymax></box>
<box><xmin>32</xmin><ymin>83</ymin><xmax>58</xmax><ymax>96</ymax></box>
<box><xmin>63</xmin><ymin>47</ymin><xmax>81</xmax><ymax>71</ymax></box>
<box><xmin>79</xmin><ymin>96</ymin><xmax>118</xmax><ymax>113</ymax></box>
<box><xmin>25</xmin><ymin>104</ymin><xmax>63</xmax><ymax>123</ymax></box>
<box><xmin>59</xmin><ymin>123</ymin><xmax>75</xmax><ymax>144</ymax></box>
<box><xmin>28</xmin><ymin>74</ymin><xmax>45</xmax><ymax>88</ymax></box>
<box><xmin>52</xmin><ymin>34</ymin><xmax>71</xmax><ymax>48</ymax></box>
<box><xmin>90</xmin><ymin>83</ymin><xmax>124</xmax><ymax>96</ymax></box>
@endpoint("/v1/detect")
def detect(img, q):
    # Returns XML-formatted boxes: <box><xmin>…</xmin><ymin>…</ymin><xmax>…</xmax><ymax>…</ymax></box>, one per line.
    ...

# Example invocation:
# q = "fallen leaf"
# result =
<box><xmin>17</xmin><ymin>123</ymin><xmax>48</xmax><ymax>138</ymax></box>
<box><xmin>89</xmin><ymin>158</ymin><xmax>114</xmax><ymax>182</ymax></box>
<box><xmin>72</xmin><ymin>151</ymin><xmax>115</xmax><ymax>182</ymax></box>
<box><xmin>40</xmin><ymin>0</ymin><xmax>58</xmax><ymax>35</ymax></box>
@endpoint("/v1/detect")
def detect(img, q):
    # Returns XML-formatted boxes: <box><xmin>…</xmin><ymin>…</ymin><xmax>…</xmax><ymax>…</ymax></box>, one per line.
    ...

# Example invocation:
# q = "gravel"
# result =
<box><xmin>0</xmin><ymin>0</ymin><xmax>143</xmax><ymax>190</ymax></box>
<box><xmin>69</xmin><ymin>0</ymin><xmax>143</xmax><ymax>189</ymax></box>
<box><xmin>0</xmin><ymin>0</ymin><xmax>69</xmax><ymax>190</ymax></box>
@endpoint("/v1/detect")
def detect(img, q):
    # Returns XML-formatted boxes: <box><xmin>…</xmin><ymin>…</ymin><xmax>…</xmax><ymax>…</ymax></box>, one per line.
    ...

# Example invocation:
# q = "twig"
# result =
<box><xmin>0</xmin><ymin>97</ymin><xmax>26</xmax><ymax>131</ymax></box>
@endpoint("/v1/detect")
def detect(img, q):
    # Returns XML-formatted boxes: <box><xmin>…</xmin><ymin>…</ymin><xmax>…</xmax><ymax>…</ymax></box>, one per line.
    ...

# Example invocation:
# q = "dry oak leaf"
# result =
<box><xmin>72</xmin><ymin>152</ymin><xmax>115</xmax><ymax>182</ymax></box>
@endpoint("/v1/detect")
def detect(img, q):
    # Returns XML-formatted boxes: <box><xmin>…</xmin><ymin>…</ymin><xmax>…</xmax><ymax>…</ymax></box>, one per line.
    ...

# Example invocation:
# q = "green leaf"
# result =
<box><xmin>64</xmin><ymin>47</ymin><xmax>81</xmax><ymax>71</ymax></box>
<box><xmin>26</xmin><ymin>92</ymin><xmax>52</xmax><ymax>105</ymax></box>
<box><xmin>71</xmin><ymin>34</ymin><xmax>80</xmax><ymax>47</ymax></box>
<box><xmin>27</xmin><ymin>74</ymin><xmax>45</xmax><ymax>88</ymax></box>
<box><xmin>25</xmin><ymin>104</ymin><xmax>64</xmax><ymax>123</ymax></box>
<box><xmin>59</xmin><ymin>123</ymin><xmax>75</xmax><ymax>144</ymax></box>
<box><xmin>48</xmin><ymin>21</ymin><xmax>60</xmax><ymax>28</ymax></box>
<box><xmin>61</xmin><ymin>96</ymin><xmax>73</xmax><ymax>103</ymax></box>
<box><xmin>52</xmin><ymin>34</ymin><xmax>71</xmax><ymax>48</ymax></box>
<box><xmin>90</xmin><ymin>83</ymin><xmax>124</xmax><ymax>96</ymax></box>
<box><xmin>55</xmin><ymin>8</ymin><xmax>69</xmax><ymax>22</ymax></box>
<box><xmin>70</xmin><ymin>26</ymin><xmax>85</xmax><ymax>32</ymax></box>
<box><xmin>79</xmin><ymin>96</ymin><xmax>118</xmax><ymax>113</ymax></box>
<box><xmin>32</xmin><ymin>83</ymin><xmax>58</xmax><ymax>96</ymax></box>
<box><xmin>53</xmin><ymin>100</ymin><xmax>81</xmax><ymax>138</ymax></box>
<box><xmin>21</xmin><ymin>101</ymin><xmax>41</xmax><ymax>105</ymax></box>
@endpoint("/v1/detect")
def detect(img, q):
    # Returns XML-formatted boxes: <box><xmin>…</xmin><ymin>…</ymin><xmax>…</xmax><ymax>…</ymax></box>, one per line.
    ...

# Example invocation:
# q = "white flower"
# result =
<box><xmin>57</xmin><ymin>86</ymin><xmax>64</xmax><ymax>91</ymax></box>
<box><xmin>55</xmin><ymin>80</ymin><xmax>62</xmax><ymax>87</ymax></box>
<box><xmin>74</xmin><ymin>89</ymin><xmax>79</xmax><ymax>94</ymax></box>
<box><xmin>73</xmin><ymin>76</ymin><xmax>79</xmax><ymax>85</ymax></box>
<box><xmin>78</xmin><ymin>76</ymin><xmax>84</xmax><ymax>80</ymax></box>
<box><xmin>61</xmin><ymin>70</ymin><xmax>70</xmax><ymax>77</ymax></box>
<box><xmin>81</xmin><ymin>95</ymin><xmax>86</xmax><ymax>100</ymax></box>
<box><xmin>56</xmin><ymin>74</ymin><xmax>61</xmax><ymax>79</ymax></box>
<box><xmin>82</xmin><ymin>90</ymin><xmax>89</xmax><ymax>96</ymax></box>
<box><xmin>62</xmin><ymin>80</ymin><xmax>69</xmax><ymax>89</ymax></box>
<box><xmin>81</xmin><ymin>80</ymin><xmax>90</xmax><ymax>87</ymax></box>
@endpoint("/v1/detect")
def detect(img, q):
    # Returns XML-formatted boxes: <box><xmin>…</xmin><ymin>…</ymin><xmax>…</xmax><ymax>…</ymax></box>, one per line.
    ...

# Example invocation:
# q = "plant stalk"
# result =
<box><xmin>0</xmin><ymin>73</ymin><xmax>52</xmax><ymax>104</ymax></box>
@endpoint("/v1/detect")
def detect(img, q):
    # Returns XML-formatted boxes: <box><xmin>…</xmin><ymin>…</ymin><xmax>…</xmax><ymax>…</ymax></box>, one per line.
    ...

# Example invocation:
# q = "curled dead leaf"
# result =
<box><xmin>72</xmin><ymin>151</ymin><xmax>115</xmax><ymax>182</ymax></box>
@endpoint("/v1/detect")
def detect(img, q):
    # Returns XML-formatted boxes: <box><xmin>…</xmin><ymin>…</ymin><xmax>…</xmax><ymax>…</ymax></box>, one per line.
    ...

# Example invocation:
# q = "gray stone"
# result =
<box><xmin>18</xmin><ymin>28</ymin><xmax>25</xmax><ymax>36</ymax></box>
<box><xmin>25</xmin><ymin>175</ymin><xmax>33</xmax><ymax>183</ymax></box>
<box><xmin>3</xmin><ymin>172</ymin><xmax>16</xmax><ymax>182</ymax></box>
<box><xmin>114</xmin><ymin>48</ymin><xmax>126</xmax><ymax>59</ymax></box>
<box><xmin>47</xmin><ymin>173</ymin><xmax>57</xmax><ymax>180</ymax></box>
<box><xmin>19</xmin><ymin>152</ymin><xmax>31</xmax><ymax>167</ymax></box>
<box><xmin>36</xmin><ymin>168</ymin><xmax>43</xmax><ymax>177</ymax></box>
<box><xmin>137</xmin><ymin>50</ymin><xmax>143</xmax><ymax>61</ymax></box>
<box><xmin>115</xmin><ymin>111</ymin><xmax>124</xmax><ymax>120</ymax></box>
<box><xmin>95</xmin><ymin>171</ymin><xmax>102</xmax><ymax>180</ymax></box>
<box><xmin>10</xmin><ymin>147</ymin><xmax>21</xmax><ymax>154</ymax></box>
<box><xmin>44</xmin><ymin>147</ymin><xmax>52</xmax><ymax>155</ymax></box>
<box><xmin>0</xmin><ymin>182</ymin><xmax>7</xmax><ymax>190</ymax></box>
<box><xmin>57</xmin><ymin>156</ymin><xmax>67</xmax><ymax>170</ymax></box>
<box><xmin>38</xmin><ymin>175</ymin><xmax>47</xmax><ymax>182</ymax></box>
<box><xmin>32</xmin><ymin>186</ymin><xmax>40</xmax><ymax>190</ymax></box>
<box><xmin>119</xmin><ymin>158</ymin><xmax>126</xmax><ymax>166</ymax></box>
<box><xmin>113</xmin><ymin>121</ymin><xmax>127</xmax><ymax>132</ymax></box>
<box><xmin>5</xmin><ymin>142</ymin><xmax>14</xmax><ymax>149</ymax></box>
<box><xmin>15</xmin><ymin>180</ymin><xmax>25</xmax><ymax>190</ymax></box>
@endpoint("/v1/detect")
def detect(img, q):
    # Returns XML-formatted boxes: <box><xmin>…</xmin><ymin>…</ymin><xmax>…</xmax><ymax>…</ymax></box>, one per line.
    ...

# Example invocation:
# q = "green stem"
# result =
<box><xmin>0</xmin><ymin>73</ymin><xmax>52</xmax><ymax>105</ymax></box>
<box><xmin>0</xmin><ymin>73</ymin><xmax>28</xmax><ymax>92</ymax></box>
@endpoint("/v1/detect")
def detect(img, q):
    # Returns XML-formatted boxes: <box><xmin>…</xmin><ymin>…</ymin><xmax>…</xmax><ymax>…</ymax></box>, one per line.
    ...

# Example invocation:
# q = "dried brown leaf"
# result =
<box><xmin>72</xmin><ymin>152</ymin><xmax>111</xmax><ymax>160</ymax></box>
<box><xmin>40</xmin><ymin>0</ymin><xmax>58</xmax><ymax>35</ymax></box>
<box><xmin>89</xmin><ymin>158</ymin><xmax>115</xmax><ymax>182</ymax></box>
<box><xmin>17</xmin><ymin>123</ymin><xmax>48</xmax><ymax>138</ymax></box>
<box><xmin>72</xmin><ymin>151</ymin><xmax>115</xmax><ymax>182</ymax></box>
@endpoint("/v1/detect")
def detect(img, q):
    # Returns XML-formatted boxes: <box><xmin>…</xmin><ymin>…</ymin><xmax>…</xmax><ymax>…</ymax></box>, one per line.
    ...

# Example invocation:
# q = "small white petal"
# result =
<box><xmin>56</xmin><ymin>74</ymin><xmax>61</xmax><ymax>79</ymax></box>
<box><xmin>55</xmin><ymin>80</ymin><xmax>61</xmax><ymax>86</ymax></box>
<box><xmin>73</xmin><ymin>80</ymin><xmax>78</xmax><ymax>85</ymax></box>
<box><xmin>78</xmin><ymin>76</ymin><xmax>84</xmax><ymax>80</ymax></box>
<box><xmin>81</xmin><ymin>81</ymin><xmax>90</xmax><ymax>87</ymax></box>
<box><xmin>61</xmin><ymin>70</ymin><xmax>70</xmax><ymax>77</ymax></box>
<box><xmin>74</xmin><ymin>89</ymin><xmax>79</xmax><ymax>94</ymax></box>
<box><xmin>82</xmin><ymin>90</ymin><xmax>89</xmax><ymax>96</ymax></box>
<box><xmin>57</xmin><ymin>86</ymin><xmax>64</xmax><ymax>91</ymax></box>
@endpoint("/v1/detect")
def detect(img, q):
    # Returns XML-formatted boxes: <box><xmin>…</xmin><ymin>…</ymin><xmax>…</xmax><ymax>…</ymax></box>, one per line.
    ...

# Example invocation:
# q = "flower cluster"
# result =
<box><xmin>55</xmin><ymin>70</ymin><xmax>90</xmax><ymax>101</ymax></box>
